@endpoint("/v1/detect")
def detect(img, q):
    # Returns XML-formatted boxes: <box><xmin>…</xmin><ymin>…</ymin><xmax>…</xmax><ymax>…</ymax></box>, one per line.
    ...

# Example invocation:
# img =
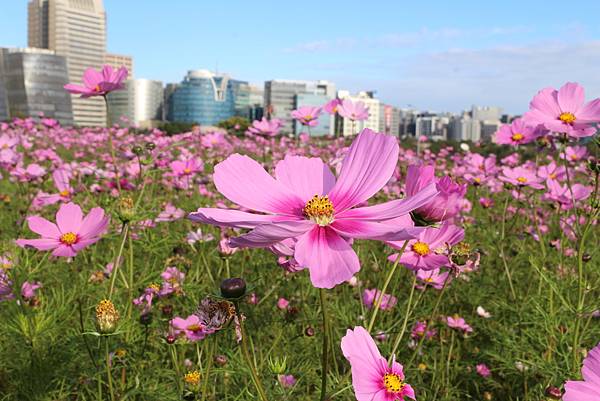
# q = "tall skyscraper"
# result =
<box><xmin>169</xmin><ymin>70</ymin><xmax>247</xmax><ymax>126</ymax></box>
<box><xmin>28</xmin><ymin>0</ymin><xmax>107</xmax><ymax>126</ymax></box>
<box><xmin>264</xmin><ymin>79</ymin><xmax>335</xmax><ymax>135</ymax></box>
<box><xmin>106</xmin><ymin>79</ymin><xmax>163</xmax><ymax>128</ymax></box>
<box><xmin>0</xmin><ymin>47</ymin><xmax>73</xmax><ymax>125</ymax></box>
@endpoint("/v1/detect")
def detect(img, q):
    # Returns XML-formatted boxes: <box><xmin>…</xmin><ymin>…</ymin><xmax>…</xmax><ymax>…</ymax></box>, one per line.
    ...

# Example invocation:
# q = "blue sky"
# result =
<box><xmin>2</xmin><ymin>0</ymin><xmax>600</xmax><ymax>113</ymax></box>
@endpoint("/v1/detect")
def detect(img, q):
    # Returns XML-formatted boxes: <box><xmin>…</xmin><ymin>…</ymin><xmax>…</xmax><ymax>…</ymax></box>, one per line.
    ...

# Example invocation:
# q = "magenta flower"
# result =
<box><xmin>159</xmin><ymin>267</ymin><xmax>185</xmax><ymax>296</ymax></box>
<box><xmin>338</xmin><ymin>99</ymin><xmax>369</xmax><ymax>121</ymax></box>
<box><xmin>499</xmin><ymin>166</ymin><xmax>544</xmax><ymax>189</ymax></box>
<box><xmin>405</xmin><ymin>164</ymin><xmax>466</xmax><ymax>224</ymax></box>
<box><xmin>291</xmin><ymin>106</ymin><xmax>322</xmax><ymax>127</ymax></box>
<box><xmin>537</xmin><ymin>161</ymin><xmax>566</xmax><ymax>181</ymax></box>
<box><xmin>476</xmin><ymin>363</ymin><xmax>491</xmax><ymax>378</ymax></box>
<box><xmin>277</xmin><ymin>374</ymin><xmax>297</xmax><ymax>389</ymax></box>
<box><xmin>246</xmin><ymin>117</ymin><xmax>283</xmax><ymax>137</ymax></box>
<box><xmin>170</xmin><ymin>315</ymin><xmax>207</xmax><ymax>342</ymax></box>
<box><xmin>324</xmin><ymin>98</ymin><xmax>341</xmax><ymax>114</ymax></box>
<box><xmin>16</xmin><ymin>202</ymin><xmax>109</xmax><ymax>257</ymax></box>
<box><xmin>494</xmin><ymin>118</ymin><xmax>543</xmax><ymax>146</ymax></box>
<box><xmin>170</xmin><ymin>158</ymin><xmax>203</xmax><ymax>177</ymax></box>
<box><xmin>64</xmin><ymin>64</ymin><xmax>128</xmax><ymax>98</ymax></box>
<box><xmin>416</xmin><ymin>268</ymin><xmax>450</xmax><ymax>290</ymax></box>
<box><xmin>277</xmin><ymin>297</ymin><xmax>290</xmax><ymax>310</ymax></box>
<box><xmin>523</xmin><ymin>82</ymin><xmax>600</xmax><ymax>138</ymax></box>
<box><xmin>341</xmin><ymin>326</ymin><xmax>416</xmax><ymax>401</ymax></box>
<box><xmin>562</xmin><ymin>146</ymin><xmax>588</xmax><ymax>162</ymax></box>
<box><xmin>411</xmin><ymin>321</ymin><xmax>436</xmax><ymax>340</ymax></box>
<box><xmin>21</xmin><ymin>281</ymin><xmax>42</xmax><ymax>300</ymax></box>
<box><xmin>388</xmin><ymin>223</ymin><xmax>464</xmax><ymax>271</ymax></box>
<box><xmin>445</xmin><ymin>315</ymin><xmax>473</xmax><ymax>334</ymax></box>
<box><xmin>564</xmin><ymin>342</ymin><xmax>600</xmax><ymax>400</ymax></box>
<box><xmin>189</xmin><ymin>129</ymin><xmax>437</xmax><ymax>288</ymax></box>
<box><xmin>362</xmin><ymin>288</ymin><xmax>398</xmax><ymax>310</ymax></box>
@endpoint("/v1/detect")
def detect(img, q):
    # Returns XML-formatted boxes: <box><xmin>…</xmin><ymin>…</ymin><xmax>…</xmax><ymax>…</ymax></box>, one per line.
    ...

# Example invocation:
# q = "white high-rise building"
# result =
<box><xmin>106</xmin><ymin>79</ymin><xmax>163</xmax><ymax>128</ymax></box>
<box><xmin>337</xmin><ymin>90</ymin><xmax>380</xmax><ymax>137</ymax></box>
<box><xmin>28</xmin><ymin>0</ymin><xmax>107</xmax><ymax>126</ymax></box>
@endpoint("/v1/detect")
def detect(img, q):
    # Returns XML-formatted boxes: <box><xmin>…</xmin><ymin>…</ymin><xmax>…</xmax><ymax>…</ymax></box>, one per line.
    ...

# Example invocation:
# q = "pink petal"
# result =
<box><xmin>72</xmin><ymin>237</ymin><xmax>101</xmax><ymax>252</ymax></box>
<box><xmin>529</xmin><ymin>87</ymin><xmax>561</xmax><ymax>118</ymax></box>
<box><xmin>77</xmin><ymin>207</ymin><xmax>109</xmax><ymax>239</ymax></box>
<box><xmin>328</xmin><ymin>129</ymin><xmax>399</xmax><ymax>212</ymax></box>
<box><xmin>564</xmin><ymin>381</ymin><xmax>600</xmax><ymax>401</ymax></box>
<box><xmin>56</xmin><ymin>202</ymin><xmax>83</xmax><ymax>234</ymax></box>
<box><xmin>82</xmin><ymin>67</ymin><xmax>103</xmax><ymax>88</ymax></box>
<box><xmin>295</xmin><ymin>226</ymin><xmax>360</xmax><ymax>288</ymax></box>
<box><xmin>557</xmin><ymin>82</ymin><xmax>585</xmax><ymax>114</ymax></box>
<box><xmin>582</xmin><ymin>343</ymin><xmax>600</xmax><ymax>385</ymax></box>
<box><xmin>63</xmin><ymin>84</ymin><xmax>89</xmax><ymax>94</ymax></box>
<box><xmin>26</xmin><ymin>216</ymin><xmax>60</xmax><ymax>238</ymax></box>
<box><xmin>341</xmin><ymin>327</ymin><xmax>387</xmax><ymax>398</ymax></box>
<box><xmin>335</xmin><ymin>183</ymin><xmax>438</xmax><ymax>221</ymax></box>
<box><xmin>229</xmin><ymin>220</ymin><xmax>314</xmax><ymax>248</ymax></box>
<box><xmin>16</xmin><ymin>238</ymin><xmax>60</xmax><ymax>250</ymax></box>
<box><xmin>331</xmin><ymin>219</ymin><xmax>423</xmax><ymax>241</ymax></box>
<box><xmin>52</xmin><ymin>244</ymin><xmax>77</xmax><ymax>257</ymax></box>
<box><xmin>189</xmin><ymin>208</ymin><xmax>284</xmax><ymax>229</ymax></box>
<box><xmin>578</xmin><ymin>99</ymin><xmax>600</xmax><ymax>122</ymax></box>
<box><xmin>275</xmin><ymin>155</ymin><xmax>336</xmax><ymax>202</ymax></box>
<box><xmin>213</xmin><ymin>154</ymin><xmax>304</xmax><ymax>215</ymax></box>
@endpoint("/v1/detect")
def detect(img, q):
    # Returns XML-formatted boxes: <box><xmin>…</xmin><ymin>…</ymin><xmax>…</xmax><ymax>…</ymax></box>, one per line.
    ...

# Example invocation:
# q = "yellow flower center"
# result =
<box><xmin>183</xmin><ymin>167</ymin><xmax>192</xmax><ymax>174</ymax></box>
<box><xmin>59</xmin><ymin>189</ymin><xmax>70</xmax><ymax>197</ymax></box>
<box><xmin>303</xmin><ymin>195</ymin><xmax>334</xmax><ymax>226</ymax></box>
<box><xmin>305</xmin><ymin>115</ymin><xmax>312</xmax><ymax>121</ymax></box>
<box><xmin>184</xmin><ymin>370</ymin><xmax>201</xmax><ymax>386</ymax></box>
<box><xmin>516</xmin><ymin>177</ymin><xmax>527</xmax><ymax>184</ymax></box>
<box><xmin>149</xmin><ymin>283</ymin><xmax>160</xmax><ymax>292</ymax></box>
<box><xmin>474</xmin><ymin>177</ymin><xmax>481</xmax><ymax>183</ymax></box>
<box><xmin>511</xmin><ymin>133</ymin><xmax>524</xmax><ymax>142</ymax></box>
<box><xmin>412</xmin><ymin>241</ymin><xmax>430</xmax><ymax>256</ymax></box>
<box><xmin>94</xmin><ymin>84</ymin><xmax>101</xmax><ymax>92</ymax></box>
<box><xmin>559</xmin><ymin>112</ymin><xmax>576</xmax><ymax>124</ymax></box>
<box><xmin>549</xmin><ymin>173</ymin><xmax>556</xmax><ymax>179</ymax></box>
<box><xmin>570</xmin><ymin>154</ymin><xmax>578</xmax><ymax>160</ymax></box>
<box><xmin>59</xmin><ymin>232</ymin><xmax>78</xmax><ymax>245</ymax></box>
<box><xmin>425</xmin><ymin>277</ymin><xmax>434</xmax><ymax>283</ymax></box>
<box><xmin>187</xmin><ymin>324</ymin><xmax>203</xmax><ymax>332</ymax></box>
<box><xmin>383</xmin><ymin>373</ymin><xmax>405</xmax><ymax>393</ymax></box>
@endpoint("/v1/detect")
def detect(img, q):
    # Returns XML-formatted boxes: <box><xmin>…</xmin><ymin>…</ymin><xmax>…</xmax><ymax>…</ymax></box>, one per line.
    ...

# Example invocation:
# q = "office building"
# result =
<box><xmin>378</xmin><ymin>104</ymin><xmax>400</xmax><ymax>137</ymax></box>
<box><xmin>0</xmin><ymin>47</ymin><xmax>73</xmax><ymax>125</ymax></box>
<box><xmin>337</xmin><ymin>90</ymin><xmax>380</xmax><ymax>137</ymax></box>
<box><xmin>169</xmin><ymin>70</ymin><xmax>247</xmax><ymax>126</ymax></box>
<box><xmin>106</xmin><ymin>79</ymin><xmax>163</xmax><ymax>127</ymax></box>
<box><xmin>233</xmin><ymin>83</ymin><xmax>264</xmax><ymax>121</ymax></box>
<box><xmin>28</xmin><ymin>0</ymin><xmax>107</xmax><ymax>126</ymax></box>
<box><xmin>264</xmin><ymin>79</ymin><xmax>335</xmax><ymax>135</ymax></box>
<box><xmin>105</xmin><ymin>53</ymin><xmax>134</xmax><ymax>77</ymax></box>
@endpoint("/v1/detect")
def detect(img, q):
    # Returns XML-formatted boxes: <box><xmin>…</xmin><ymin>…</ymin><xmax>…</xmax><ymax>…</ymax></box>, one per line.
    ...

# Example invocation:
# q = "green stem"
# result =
<box><xmin>108</xmin><ymin>223</ymin><xmax>129</xmax><ymax>299</ymax></box>
<box><xmin>105</xmin><ymin>338</ymin><xmax>115</xmax><ymax>401</ymax></box>
<box><xmin>239</xmin><ymin>314</ymin><xmax>269</xmax><ymax>401</ymax></box>
<box><xmin>319</xmin><ymin>288</ymin><xmax>330</xmax><ymax>401</ymax></box>
<box><xmin>389</xmin><ymin>275</ymin><xmax>418</xmax><ymax>360</ymax></box>
<box><xmin>499</xmin><ymin>196</ymin><xmax>517</xmax><ymax>300</ymax></box>
<box><xmin>367</xmin><ymin>240</ymin><xmax>409</xmax><ymax>333</ymax></box>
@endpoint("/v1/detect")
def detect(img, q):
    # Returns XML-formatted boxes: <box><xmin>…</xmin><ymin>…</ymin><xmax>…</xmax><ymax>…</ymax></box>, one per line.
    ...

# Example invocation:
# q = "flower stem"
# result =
<box><xmin>367</xmin><ymin>240</ymin><xmax>409</xmax><ymax>333</ymax></box>
<box><xmin>319</xmin><ymin>288</ymin><xmax>330</xmax><ymax>401</ymax></box>
<box><xmin>105</xmin><ymin>338</ymin><xmax>115</xmax><ymax>401</ymax></box>
<box><xmin>108</xmin><ymin>223</ymin><xmax>129</xmax><ymax>299</ymax></box>
<box><xmin>389</xmin><ymin>275</ymin><xmax>418</xmax><ymax>360</ymax></box>
<box><xmin>239</xmin><ymin>314</ymin><xmax>269</xmax><ymax>401</ymax></box>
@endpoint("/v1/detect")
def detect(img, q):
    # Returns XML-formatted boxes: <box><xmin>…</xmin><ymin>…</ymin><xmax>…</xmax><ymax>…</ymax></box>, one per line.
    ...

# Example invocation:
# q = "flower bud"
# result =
<box><xmin>117</xmin><ymin>196</ymin><xmax>135</xmax><ymax>223</ymax></box>
<box><xmin>220</xmin><ymin>278</ymin><xmax>246</xmax><ymax>299</ymax></box>
<box><xmin>304</xmin><ymin>326</ymin><xmax>315</xmax><ymax>337</ymax></box>
<box><xmin>214</xmin><ymin>355</ymin><xmax>228</xmax><ymax>367</ymax></box>
<box><xmin>95</xmin><ymin>299</ymin><xmax>120</xmax><ymax>334</ymax></box>
<box><xmin>545</xmin><ymin>386</ymin><xmax>562</xmax><ymax>399</ymax></box>
<box><xmin>583</xmin><ymin>253</ymin><xmax>592</xmax><ymax>262</ymax></box>
<box><xmin>139</xmin><ymin>312</ymin><xmax>152</xmax><ymax>326</ymax></box>
<box><xmin>132</xmin><ymin>145</ymin><xmax>144</xmax><ymax>156</ymax></box>
<box><xmin>268</xmin><ymin>356</ymin><xmax>287</xmax><ymax>375</ymax></box>
<box><xmin>162</xmin><ymin>304</ymin><xmax>174</xmax><ymax>318</ymax></box>
<box><xmin>166</xmin><ymin>334</ymin><xmax>176</xmax><ymax>344</ymax></box>
<box><xmin>145</xmin><ymin>142</ymin><xmax>156</xmax><ymax>151</ymax></box>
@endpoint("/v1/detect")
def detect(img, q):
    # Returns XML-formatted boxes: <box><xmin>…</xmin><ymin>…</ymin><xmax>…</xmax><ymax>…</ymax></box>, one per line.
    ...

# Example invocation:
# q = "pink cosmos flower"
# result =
<box><xmin>405</xmin><ymin>165</ymin><xmax>467</xmax><ymax>224</ymax></box>
<box><xmin>362</xmin><ymin>288</ymin><xmax>397</xmax><ymax>310</ymax></box>
<box><xmin>0</xmin><ymin>269</ymin><xmax>14</xmax><ymax>302</ymax></box>
<box><xmin>338</xmin><ymin>99</ymin><xmax>369</xmax><ymax>121</ymax></box>
<box><xmin>16</xmin><ymin>202</ymin><xmax>109</xmax><ymax>257</ymax></box>
<box><xmin>170</xmin><ymin>158</ymin><xmax>203</xmax><ymax>177</ymax></box>
<box><xmin>545</xmin><ymin>179</ymin><xmax>591</xmax><ymax>209</ymax></box>
<box><xmin>21</xmin><ymin>281</ymin><xmax>42</xmax><ymax>300</ymax></box>
<box><xmin>411</xmin><ymin>321</ymin><xmax>436</xmax><ymax>340</ymax></box>
<box><xmin>523</xmin><ymin>82</ymin><xmax>600</xmax><ymax>138</ymax></box>
<box><xmin>246</xmin><ymin>117</ymin><xmax>283</xmax><ymax>137</ymax></box>
<box><xmin>155</xmin><ymin>203</ymin><xmax>186</xmax><ymax>222</ymax></box>
<box><xmin>277</xmin><ymin>297</ymin><xmax>290</xmax><ymax>310</ymax></box>
<box><xmin>561</xmin><ymin>146</ymin><xmax>588</xmax><ymax>163</ymax></box>
<box><xmin>476</xmin><ymin>363</ymin><xmax>491</xmax><ymax>378</ymax></box>
<box><xmin>133</xmin><ymin>285</ymin><xmax>159</xmax><ymax>314</ymax></box>
<box><xmin>415</xmin><ymin>268</ymin><xmax>450</xmax><ymax>290</ymax></box>
<box><xmin>277</xmin><ymin>374</ymin><xmax>297</xmax><ymax>389</ymax></box>
<box><xmin>445</xmin><ymin>315</ymin><xmax>473</xmax><ymax>334</ymax></box>
<box><xmin>499</xmin><ymin>166</ymin><xmax>544</xmax><ymax>189</ymax></box>
<box><xmin>388</xmin><ymin>223</ymin><xmax>464</xmax><ymax>271</ymax></box>
<box><xmin>64</xmin><ymin>64</ymin><xmax>128</xmax><ymax>98</ymax></box>
<box><xmin>160</xmin><ymin>267</ymin><xmax>185</xmax><ymax>296</ymax></box>
<box><xmin>291</xmin><ymin>106</ymin><xmax>322</xmax><ymax>127</ymax></box>
<box><xmin>324</xmin><ymin>98</ymin><xmax>341</xmax><ymax>114</ymax></box>
<box><xmin>537</xmin><ymin>161</ymin><xmax>566</xmax><ymax>181</ymax></box>
<box><xmin>341</xmin><ymin>326</ymin><xmax>416</xmax><ymax>401</ymax></box>
<box><xmin>479</xmin><ymin>197</ymin><xmax>494</xmax><ymax>209</ymax></box>
<box><xmin>494</xmin><ymin>118</ymin><xmax>543</xmax><ymax>146</ymax></box>
<box><xmin>563</xmin><ymin>342</ymin><xmax>600</xmax><ymax>400</ymax></box>
<box><xmin>189</xmin><ymin>129</ymin><xmax>438</xmax><ymax>288</ymax></box>
<box><xmin>170</xmin><ymin>315</ymin><xmax>207</xmax><ymax>342</ymax></box>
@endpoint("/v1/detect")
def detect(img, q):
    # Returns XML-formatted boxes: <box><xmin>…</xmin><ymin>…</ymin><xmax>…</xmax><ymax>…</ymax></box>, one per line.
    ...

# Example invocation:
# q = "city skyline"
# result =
<box><xmin>1</xmin><ymin>1</ymin><xmax>600</xmax><ymax>114</ymax></box>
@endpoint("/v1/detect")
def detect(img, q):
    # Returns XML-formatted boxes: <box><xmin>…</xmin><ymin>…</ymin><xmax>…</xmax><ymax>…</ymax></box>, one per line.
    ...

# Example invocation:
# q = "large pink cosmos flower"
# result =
<box><xmin>406</xmin><ymin>164</ymin><xmax>466</xmax><ymax>224</ymax></box>
<box><xmin>189</xmin><ymin>129</ymin><xmax>437</xmax><ymax>288</ymax></box>
<box><xmin>324</xmin><ymin>98</ymin><xmax>341</xmax><ymax>114</ymax></box>
<box><xmin>523</xmin><ymin>82</ymin><xmax>600</xmax><ymax>138</ymax></box>
<box><xmin>499</xmin><ymin>166</ymin><xmax>544</xmax><ymax>189</ymax></box>
<box><xmin>494</xmin><ymin>118</ymin><xmax>543</xmax><ymax>146</ymax></box>
<box><xmin>388</xmin><ymin>222</ymin><xmax>464</xmax><ymax>271</ymax></box>
<box><xmin>246</xmin><ymin>117</ymin><xmax>283</xmax><ymax>137</ymax></box>
<box><xmin>341</xmin><ymin>326</ymin><xmax>416</xmax><ymax>401</ymax></box>
<box><xmin>291</xmin><ymin>106</ymin><xmax>322</xmax><ymax>127</ymax></box>
<box><xmin>16</xmin><ymin>202</ymin><xmax>109</xmax><ymax>257</ymax></box>
<box><xmin>338</xmin><ymin>99</ymin><xmax>369</xmax><ymax>121</ymax></box>
<box><xmin>564</xmin><ymin>342</ymin><xmax>600</xmax><ymax>400</ymax></box>
<box><xmin>64</xmin><ymin>65</ymin><xmax>128</xmax><ymax>98</ymax></box>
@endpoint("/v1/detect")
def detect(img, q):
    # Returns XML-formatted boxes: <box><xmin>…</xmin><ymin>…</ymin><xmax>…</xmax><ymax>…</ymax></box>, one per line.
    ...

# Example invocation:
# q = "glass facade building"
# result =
<box><xmin>0</xmin><ymin>47</ymin><xmax>73</xmax><ymax>125</ymax></box>
<box><xmin>107</xmin><ymin>79</ymin><xmax>164</xmax><ymax>127</ymax></box>
<box><xmin>170</xmin><ymin>70</ymin><xmax>247</xmax><ymax>126</ymax></box>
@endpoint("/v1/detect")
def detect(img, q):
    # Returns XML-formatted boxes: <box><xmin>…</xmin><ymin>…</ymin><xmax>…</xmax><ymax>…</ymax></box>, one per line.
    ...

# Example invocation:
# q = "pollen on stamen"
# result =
<box><xmin>511</xmin><ymin>133</ymin><xmax>524</xmax><ymax>142</ymax></box>
<box><xmin>383</xmin><ymin>373</ymin><xmax>405</xmax><ymax>393</ymax></box>
<box><xmin>59</xmin><ymin>232</ymin><xmax>78</xmax><ymax>245</ymax></box>
<box><xmin>303</xmin><ymin>195</ymin><xmax>334</xmax><ymax>226</ymax></box>
<box><xmin>559</xmin><ymin>112</ymin><xmax>576</xmax><ymax>124</ymax></box>
<box><xmin>412</xmin><ymin>241</ymin><xmax>430</xmax><ymax>256</ymax></box>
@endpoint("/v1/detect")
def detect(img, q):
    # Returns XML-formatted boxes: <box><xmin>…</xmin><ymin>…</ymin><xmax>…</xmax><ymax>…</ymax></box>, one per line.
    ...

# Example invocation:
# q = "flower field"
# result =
<box><xmin>0</xmin><ymin>79</ymin><xmax>599</xmax><ymax>401</ymax></box>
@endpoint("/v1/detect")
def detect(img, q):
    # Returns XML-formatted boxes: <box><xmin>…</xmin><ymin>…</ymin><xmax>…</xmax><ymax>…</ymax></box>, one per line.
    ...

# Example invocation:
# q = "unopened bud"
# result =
<box><xmin>220</xmin><ymin>278</ymin><xmax>246</xmax><ymax>299</ymax></box>
<box><xmin>95</xmin><ymin>299</ymin><xmax>120</xmax><ymax>334</ymax></box>
<box><xmin>117</xmin><ymin>196</ymin><xmax>135</xmax><ymax>223</ymax></box>
<box><xmin>545</xmin><ymin>386</ymin><xmax>562</xmax><ymax>399</ymax></box>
